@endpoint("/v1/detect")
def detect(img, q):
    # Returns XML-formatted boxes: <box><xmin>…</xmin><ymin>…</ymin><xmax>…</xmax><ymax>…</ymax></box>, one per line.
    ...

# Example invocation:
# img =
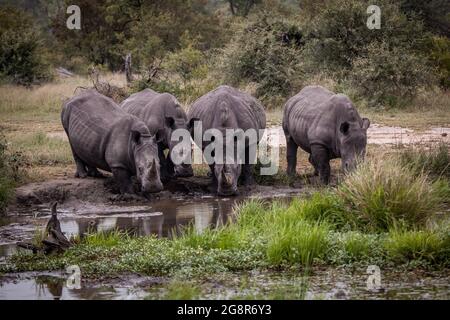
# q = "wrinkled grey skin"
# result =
<box><xmin>282</xmin><ymin>86</ymin><xmax>370</xmax><ymax>184</ymax></box>
<box><xmin>62</xmin><ymin>90</ymin><xmax>163</xmax><ymax>195</ymax></box>
<box><xmin>188</xmin><ymin>86</ymin><xmax>266</xmax><ymax>196</ymax></box>
<box><xmin>121</xmin><ymin>89</ymin><xmax>194</xmax><ymax>181</ymax></box>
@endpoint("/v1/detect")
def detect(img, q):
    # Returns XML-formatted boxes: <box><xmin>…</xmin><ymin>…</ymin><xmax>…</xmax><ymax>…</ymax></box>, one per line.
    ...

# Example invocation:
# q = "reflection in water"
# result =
<box><xmin>0</xmin><ymin>243</ymin><xmax>19</xmax><ymax>259</ymax></box>
<box><xmin>0</xmin><ymin>275</ymin><xmax>145</xmax><ymax>300</ymax></box>
<box><xmin>53</xmin><ymin>198</ymin><xmax>238</xmax><ymax>239</ymax></box>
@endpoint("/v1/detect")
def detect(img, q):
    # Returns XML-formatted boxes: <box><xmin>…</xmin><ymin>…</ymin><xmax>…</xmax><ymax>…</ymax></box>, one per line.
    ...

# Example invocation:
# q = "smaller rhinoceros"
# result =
<box><xmin>188</xmin><ymin>86</ymin><xmax>266</xmax><ymax>196</ymax></box>
<box><xmin>121</xmin><ymin>89</ymin><xmax>194</xmax><ymax>181</ymax></box>
<box><xmin>282</xmin><ymin>85</ymin><xmax>370</xmax><ymax>184</ymax></box>
<box><xmin>61</xmin><ymin>90</ymin><xmax>163</xmax><ymax>195</ymax></box>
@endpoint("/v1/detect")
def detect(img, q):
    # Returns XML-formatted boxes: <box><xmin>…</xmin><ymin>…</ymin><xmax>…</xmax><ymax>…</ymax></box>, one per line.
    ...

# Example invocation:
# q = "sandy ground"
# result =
<box><xmin>265</xmin><ymin>124</ymin><xmax>450</xmax><ymax>147</ymax></box>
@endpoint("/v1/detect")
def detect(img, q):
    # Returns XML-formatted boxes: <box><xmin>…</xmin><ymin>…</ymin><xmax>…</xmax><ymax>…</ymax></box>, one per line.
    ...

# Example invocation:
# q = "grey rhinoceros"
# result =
<box><xmin>120</xmin><ymin>89</ymin><xmax>194</xmax><ymax>181</ymax></box>
<box><xmin>282</xmin><ymin>85</ymin><xmax>370</xmax><ymax>184</ymax></box>
<box><xmin>61</xmin><ymin>90</ymin><xmax>163</xmax><ymax>195</ymax></box>
<box><xmin>188</xmin><ymin>85</ymin><xmax>266</xmax><ymax>196</ymax></box>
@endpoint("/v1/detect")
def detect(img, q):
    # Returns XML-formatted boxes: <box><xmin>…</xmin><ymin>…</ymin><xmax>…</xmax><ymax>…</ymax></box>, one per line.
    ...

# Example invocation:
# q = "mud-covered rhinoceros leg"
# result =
<box><xmin>242</xmin><ymin>147</ymin><xmax>255</xmax><ymax>186</ymax></box>
<box><xmin>158</xmin><ymin>144</ymin><xmax>173</xmax><ymax>183</ymax></box>
<box><xmin>209</xmin><ymin>164</ymin><xmax>217</xmax><ymax>186</ymax></box>
<box><xmin>286</xmin><ymin>137</ymin><xmax>298</xmax><ymax>176</ymax></box>
<box><xmin>112</xmin><ymin>168</ymin><xmax>134</xmax><ymax>194</ymax></box>
<box><xmin>310</xmin><ymin>144</ymin><xmax>331</xmax><ymax>184</ymax></box>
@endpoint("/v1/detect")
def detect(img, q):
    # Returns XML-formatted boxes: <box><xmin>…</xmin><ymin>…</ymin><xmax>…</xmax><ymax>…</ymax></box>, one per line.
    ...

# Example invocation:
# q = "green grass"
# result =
<box><xmin>10</xmin><ymin>132</ymin><xmax>72</xmax><ymax>166</ymax></box>
<box><xmin>385</xmin><ymin>228</ymin><xmax>449</xmax><ymax>266</ymax></box>
<box><xmin>82</xmin><ymin>230</ymin><xmax>130</xmax><ymax>247</ymax></box>
<box><xmin>398</xmin><ymin>142</ymin><xmax>450</xmax><ymax>178</ymax></box>
<box><xmin>2</xmin><ymin>151</ymin><xmax>449</xmax><ymax>275</ymax></box>
<box><xmin>158</xmin><ymin>280</ymin><xmax>201</xmax><ymax>300</ymax></box>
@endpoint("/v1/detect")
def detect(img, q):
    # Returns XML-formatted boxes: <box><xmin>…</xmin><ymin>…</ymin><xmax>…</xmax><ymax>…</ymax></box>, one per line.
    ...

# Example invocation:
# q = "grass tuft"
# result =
<box><xmin>337</xmin><ymin>157</ymin><xmax>445</xmax><ymax>232</ymax></box>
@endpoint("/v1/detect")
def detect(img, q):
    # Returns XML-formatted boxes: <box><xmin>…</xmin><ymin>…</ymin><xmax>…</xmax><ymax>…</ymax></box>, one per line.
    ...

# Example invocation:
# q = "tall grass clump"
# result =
<box><xmin>266</xmin><ymin>219</ymin><xmax>329</xmax><ymax>266</ymax></box>
<box><xmin>179</xmin><ymin>199</ymin><xmax>267</xmax><ymax>250</ymax></box>
<box><xmin>82</xmin><ymin>230</ymin><xmax>129</xmax><ymax>247</ymax></box>
<box><xmin>337</xmin><ymin>157</ymin><xmax>445</xmax><ymax>232</ymax></box>
<box><xmin>385</xmin><ymin>228</ymin><xmax>449</xmax><ymax>266</ymax></box>
<box><xmin>398</xmin><ymin>142</ymin><xmax>450</xmax><ymax>178</ymax></box>
<box><xmin>287</xmin><ymin>192</ymin><xmax>355</xmax><ymax>230</ymax></box>
<box><xmin>265</xmin><ymin>202</ymin><xmax>329</xmax><ymax>266</ymax></box>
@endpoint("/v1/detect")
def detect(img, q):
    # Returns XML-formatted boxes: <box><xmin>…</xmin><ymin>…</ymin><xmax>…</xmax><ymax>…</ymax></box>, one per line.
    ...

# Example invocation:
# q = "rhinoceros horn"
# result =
<box><xmin>221</xmin><ymin>169</ymin><xmax>233</xmax><ymax>186</ymax></box>
<box><xmin>149</xmin><ymin>159</ymin><xmax>157</xmax><ymax>177</ymax></box>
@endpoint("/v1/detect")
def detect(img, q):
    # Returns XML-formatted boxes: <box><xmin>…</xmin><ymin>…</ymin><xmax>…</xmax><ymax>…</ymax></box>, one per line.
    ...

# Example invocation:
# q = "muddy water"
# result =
<box><xmin>0</xmin><ymin>196</ymin><xmax>292</xmax><ymax>259</ymax></box>
<box><xmin>1</xmin><ymin>269</ymin><xmax>448</xmax><ymax>300</ymax></box>
<box><xmin>0</xmin><ymin>273</ymin><xmax>147</xmax><ymax>300</ymax></box>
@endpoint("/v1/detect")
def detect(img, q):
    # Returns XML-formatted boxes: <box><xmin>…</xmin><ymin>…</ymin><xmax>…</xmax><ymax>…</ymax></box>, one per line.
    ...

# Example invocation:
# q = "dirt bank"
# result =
<box><xmin>11</xmin><ymin>175</ymin><xmax>305</xmax><ymax>208</ymax></box>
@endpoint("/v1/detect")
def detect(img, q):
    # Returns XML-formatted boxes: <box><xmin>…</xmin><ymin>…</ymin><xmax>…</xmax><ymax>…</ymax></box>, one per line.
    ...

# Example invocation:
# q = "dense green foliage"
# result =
<box><xmin>0</xmin><ymin>6</ymin><xmax>52</xmax><ymax>85</ymax></box>
<box><xmin>2</xmin><ymin>0</ymin><xmax>448</xmax><ymax>106</ymax></box>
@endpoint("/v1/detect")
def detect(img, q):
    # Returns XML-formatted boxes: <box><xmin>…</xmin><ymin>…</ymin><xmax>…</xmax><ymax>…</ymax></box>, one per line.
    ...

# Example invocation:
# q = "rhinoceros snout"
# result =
<box><xmin>174</xmin><ymin>164</ymin><xmax>194</xmax><ymax>178</ymax></box>
<box><xmin>142</xmin><ymin>181</ymin><xmax>164</xmax><ymax>193</ymax></box>
<box><xmin>217</xmin><ymin>188</ymin><xmax>239</xmax><ymax>197</ymax></box>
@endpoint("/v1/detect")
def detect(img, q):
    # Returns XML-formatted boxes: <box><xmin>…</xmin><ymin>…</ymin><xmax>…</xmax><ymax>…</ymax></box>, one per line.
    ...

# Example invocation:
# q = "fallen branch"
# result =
<box><xmin>17</xmin><ymin>202</ymin><xmax>72</xmax><ymax>255</ymax></box>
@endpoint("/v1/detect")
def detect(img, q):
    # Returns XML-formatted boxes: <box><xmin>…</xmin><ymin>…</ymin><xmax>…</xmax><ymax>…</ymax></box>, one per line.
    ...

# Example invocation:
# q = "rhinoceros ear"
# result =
<box><xmin>165</xmin><ymin>117</ymin><xmax>175</xmax><ymax>129</ymax></box>
<box><xmin>131</xmin><ymin>130</ymin><xmax>141</xmax><ymax>144</ymax></box>
<box><xmin>362</xmin><ymin>118</ymin><xmax>370</xmax><ymax>130</ymax></box>
<box><xmin>340</xmin><ymin>122</ymin><xmax>350</xmax><ymax>135</ymax></box>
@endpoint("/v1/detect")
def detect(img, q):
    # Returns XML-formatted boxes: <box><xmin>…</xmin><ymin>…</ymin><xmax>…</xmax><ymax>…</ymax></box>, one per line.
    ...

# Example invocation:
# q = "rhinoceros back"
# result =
<box><xmin>189</xmin><ymin>86</ymin><xmax>266</xmax><ymax>139</ymax></box>
<box><xmin>121</xmin><ymin>89</ymin><xmax>186</xmax><ymax>136</ymax></box>
<box><xmin>284</xmin><ymin>86</ymin><xmax>342</xmax><ymax>152</ymax></box>
<box><xmin>62</xmin><ymin>90</ymin><xmax>132</xmax><ymax>171</ymax></box>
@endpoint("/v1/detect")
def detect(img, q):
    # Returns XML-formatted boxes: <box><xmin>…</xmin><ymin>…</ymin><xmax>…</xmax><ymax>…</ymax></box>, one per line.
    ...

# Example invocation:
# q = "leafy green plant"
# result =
<box><xmin>0</xmin><ymin>6</ymin><xmax>52</xmax><ymax>85</ymax></box>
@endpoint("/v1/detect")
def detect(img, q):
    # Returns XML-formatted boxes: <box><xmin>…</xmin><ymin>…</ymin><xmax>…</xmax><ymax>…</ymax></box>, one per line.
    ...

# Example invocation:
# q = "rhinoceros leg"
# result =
<box><xmin>69</xmin><ymin>144</ymin><xmax>88</xmax><ymax>178</ymax></box>
<box><xmin>308</xmin><ymin>155</ymin><xmax>319</xmax><ymax>176</ymax></box>
<box><xmin>310</xmin><ymin>144</ymin><xmax>331</xmax><ymax>184</ymax></box>
<box><xmin>286</xmin><ymin>137</ymin><xmax>298</xmax><ymax>176</ymax></box>
<box><xmin>242</xmin><ymin>147</ymin><xmax>255</xmax><ymax>185</ymax></box>
<box><xmin>112</xmin><ymin>168</ymin><xmax>134</xmax><ymax>194</ymax></box>
<box><xmin>209</xmin><ymin>164</ymin><xmax>217</xmax><ymax>186</ymax></box>
<box><xmin>158</xmin><ymin>145</ymin><xmax>172</xmax><ymax>183</ymax></box>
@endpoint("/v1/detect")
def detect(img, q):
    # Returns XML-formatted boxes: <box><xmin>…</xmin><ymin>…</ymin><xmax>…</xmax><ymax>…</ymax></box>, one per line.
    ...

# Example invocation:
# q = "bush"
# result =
<box><xmin>164</xmin><ymin>45</ymin><xmax>205</xmax><ymax>86</ymax></box>
<box><xmin>303</xmin><ymin>0</ymin><xmax>435</xmax><ymax>107</ymax></box>
<box><xmin>0</xmin><ymin>7</ymin><xmax>52</xmax><ymax>85</ymax></box>
<box><xmin>427</xmin><ymin>36</ymin><xmax>450</xmax><ymax>88</ymax></box>
<box><xmin>220</xmin><ymin>13</ymin><xmax>303</xmax><ymax>101</ymax></box>
<box><xmin>350</xmin><ymin>42</ymin><xmax>435</xmax><ymax>107</ymax></box>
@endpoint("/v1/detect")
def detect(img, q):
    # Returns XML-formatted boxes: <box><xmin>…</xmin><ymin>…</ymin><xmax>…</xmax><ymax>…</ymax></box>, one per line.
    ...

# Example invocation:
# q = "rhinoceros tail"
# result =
<box><xmin>219</xmin><ymin>102</ymin><xmax>229</xmax><ymax>127</ymax></box>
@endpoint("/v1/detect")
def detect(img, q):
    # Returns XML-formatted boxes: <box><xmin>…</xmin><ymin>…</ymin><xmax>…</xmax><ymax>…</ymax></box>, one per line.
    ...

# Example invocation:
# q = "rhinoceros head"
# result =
<box><xmin>131</xmin><ymin>131</ymin><xmax>163</xmax><ymax>194</ymax></box>
<box><xmin>214</xmin><ymin>162</ymin><xmax>241</xmax><ymax>196</ymax></box>
<box><xmin>339</xmin><ymin>117</ymin><xmax>370</xmax><ymax>172</ymax></box>
<box><xmin>161</xmin><ymin>112</ymin><xmax>195</xmax><ymax>178</ymax></box>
